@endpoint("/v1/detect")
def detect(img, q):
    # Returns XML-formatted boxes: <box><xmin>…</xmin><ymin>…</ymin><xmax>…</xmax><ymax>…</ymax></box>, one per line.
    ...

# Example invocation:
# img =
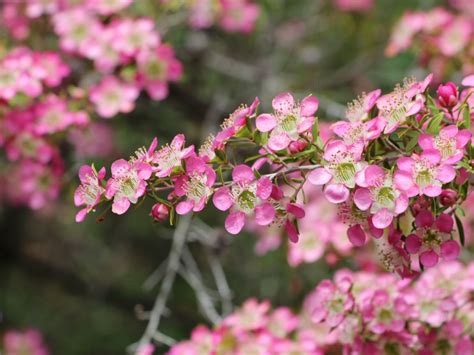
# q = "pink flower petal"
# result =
<box><xmin>420</xmin><ymin>250</ymin><xmax>439</xmax><ymax>268</ymax></box>
<box><xmin>364</xmin><ymin>165</ymin><xmax>385</xmax><ymax>186</ymax></box>
<box><xmin>461</xmin><ymin>74</ymin><xmax>474</xmax><ymax>87</ymax></box>
<box><xmin>112</xmin><ymin>197</ymin><xmax>131</xmax><ymax>215</ymax></box>
<box><xmin>285</xmin><ymin>219</ymin><xmax>299</xmax><ymax>243</ymax></box>
<box><xmin>272</xmin><ymin>92</ymin><xmax>294</xmax><ymax>114</ymax></box>
<box><xmin>256</xmin><ymin>113</ymin><xmax>277</xmax><ymax>132</ymax></box>
<box><xmin>256</xmin><ymin>177</ymin><xmax>273</xmax><ymax>199</ymax></box>
<box><xmin>287</xmin><ymin>203</ymin><xmax>305</xmax><ymax>219</ymax></box>
<box><xmin>405</xmin><ymin>234</ymin><xmax>421</xmax><ymax>254</ymax></box>
<box><xmin>212</xmin><ymin>187</ymin><xmax>233</xmax><ymax>211</ymax></box>
<box><xmin>225</xmin><ymin>211</ymin><xmax>246</xmax><ymax>235</ymax></box>
<box><xmin>440</xmin><ymin>240</ymin><xmax>460</xmax><ymax>261</ymax></box>
<box><xmin>354</xmin><ymin>188</ymin><xmax>372</xmax><ymax>211</ymax></box>
<box><xmin>347</xmin><ymin>224</ymin><xmax>366</xmax><ymax>247</ymax></box>
<box><xmin>176</xmin><ymin>200</ymin><xmax>194</xmax><ymax>215</ymax></box>
<box><xmin>232</xmin><ymin>164</ymin><xmax>254</xmax><ymax>184</ymax></box>
<box><xmin>423</xmin><ymin>185</ymin><xmax>442</xmax><ymax>197</ymax></box>
<box><xmin>268</xmin><ymin>132</ymin><xmax>291</xmax><ymax>151</ymax></box>
<box><xmin>324</xmin><ymin>183</ymin><xmax>350</xmax><ymax>204</ymax></box>
<box><xmin>372</xmin><ymin>208</ymin><xmax>393</xmax><ymax>229</ymax></box>
<box><xmin>300</xmin><ymin>95</ymin><xmax>319</xmax><ymax>116</ymax></box>
<box><xmin>435</xmin><ymin>213</ymin><xmax>454</xmax><ymax>233</ymax></box>
<box><xmin>436</xmin><ymin>165</ymin><xmax>456</xmax><ymax>184</ymax></box>
<box><xmin>308</xmin><ymin>167</ymin><xmax>332</xmax><ymax>185</ymax></box>
<box><xmin>415</xmin><ymin>211</ymin><xmax>434</xmax><ymax>228</ymax></box>
<box><xmin>418</xmin><ymin>134</ymin><xmax>434</xmax><ymax>150</ymax></box>
<box><xmin>255</xmin><ymin>203</ymin><xmax>275</xmax><ymax>226</ymax></box>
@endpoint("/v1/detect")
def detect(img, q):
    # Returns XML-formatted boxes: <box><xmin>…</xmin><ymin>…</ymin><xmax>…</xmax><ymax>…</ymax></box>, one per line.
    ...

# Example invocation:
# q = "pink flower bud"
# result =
<box><xmin>288</xmin><ymin>140</ymin><xmax>308</xmax><ymax>154</ymax></box>
<box><xmin>439</xmin><ymin>189</ymin><xmax>458</xmax><ymax>206</ymax></box>
<box><xmin>437</xmin><ymin>82</ymin><xmax>458</xmax><ymax>108</ymax></box>
<box><xmin>150</xmin><ymin>203</ymin><xmax>169</xmax><ymax>221</ymax></box>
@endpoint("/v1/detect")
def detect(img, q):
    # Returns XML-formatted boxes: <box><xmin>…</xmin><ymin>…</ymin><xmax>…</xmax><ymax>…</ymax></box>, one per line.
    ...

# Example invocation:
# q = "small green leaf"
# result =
<box><xmin>426</xmin><ymin>113</ymin><xmax>444</xmax><ymax>134</ymax></box>
<box><xmin>454</xmin><ymin>213</ymin><xmax>465</xmax><ymax>246</ymax></box>
<box><xmin>462</xmin><ymin>105</ymin><xmax>471</xmax><ymax>129</ymax></box>
<box><xmin>405</xmin><ymin>132</ymin><xmax>421</xmax><ymax>152</ymax></box>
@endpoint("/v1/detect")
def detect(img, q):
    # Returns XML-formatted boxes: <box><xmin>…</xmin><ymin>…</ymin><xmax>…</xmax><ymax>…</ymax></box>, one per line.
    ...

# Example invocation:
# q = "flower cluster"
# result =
<box><xmin>0</xmin><ymin>0</ymin><xmax>183</xmax><ymax>210</ymax></box>
<box><xmin>386</xmin><ymin>5</ymin><xmax>473</xmax><ymax>81</ymax></box>
<box><xmin>75</xmin><ymin>75</ymin><xmax>473</xmax><ymax>275</ymax></box>
<box><xmin>161</xmin><ymin>0</ymin><xmax>261</xmax><ymax>33</ymax></box>
<box><xmin>2</xmin><ymin>329</ymin><xmax>49</xmax><ymax>355</ymax></box>
<box><xmin>168</xmin><ymin>261</ymin><xmax>474</xmax><ymax>354</ymax></box>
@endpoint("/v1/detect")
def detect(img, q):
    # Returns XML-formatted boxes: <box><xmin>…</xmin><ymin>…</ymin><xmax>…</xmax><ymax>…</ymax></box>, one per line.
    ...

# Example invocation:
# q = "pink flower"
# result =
<box><xmin>153</xmin><ymin>134</ymin><xmax>195</xmax><ymax>178</ymax></box>
<box><xmin>354</xmin><ymin>165</ymin><xmax>408</xmax><ymax>229</ymax></box>
<box><xmin>174</xmin><ymin>156</ymin><xmax>216</xmax><ymax>215</ymax></box>
<box><xmin>34</xmin><ymin>94</ymin><xmax>88</xmax><ymax>135</ymax></box>
<box><xmin>437</xmin><ymin>17</ymin><xmax>472</xmax><ymax>57</ymax></box>
<box><xmin>188</xmin><ymin>0</ymin><xmax>215</xmax><ymax>29</ymax></box>
<box><xmin>85</xmin><ymin>25</ymin><xmax>122</xmax><ymax>73</ymax></box>
<box><xmin>418</xmin><ymin>125</ymin><xmax>471</xmax><ymax>164</ymax></box>
<box><xmin>376</xmin><ymin>75</ymin><xmax>432</xmax><ymax>134</ymax></box>
<box><xmin>5</xmin><ymin>131</ymin><xmax>55</xmax><ymax>164</ymax></box>
<box><xmin>306</xmin><ymin>278</ymin><xmax>354</xmax><ymax>327</ymax></box>
<box><xmin>74</xmin><ymin>165</ymin><xmax>106</xmax><ymax>222</ymax></box>
<box><xmin>212</xmin><ymin>164</ymin><xmax>273</xmax><ymax>234</ymax></box>
<box><xmin>214</xmin><ymin>97</ymin><xmax>259</xmax><ymax>149</ymax></box>
<box><xmin>33</xmin><ymin>52</ymin><xmax>70</xmax><ymax>87</ymax></box>
<box><xmin>3</xmin><ymin>329</ymin><xmax>49</xmax><ymax>355</ymax></box>
<box><xmin>394</xmin><ymin>150</ymin><xmax>457</xmax><ymax>198</ymax></box>
<box><xmin>52</xmin><ymin>9</ymin><xmax>102</xmax><ymax>55</ymax></box>
<box><xmin>219</xmin><ymin>0</ymin><xmax>261</xmax><ymax>34</ymax></box>
<box><xmin>136</xmin><ymin>44</ymin><xmax>183</xmax><ymax>100</ymax></box>
<box><xmin>12</xmin><ymin>159</ymin><xmax>63</xmax><ymax>210</ymax></box>
<box><xmin>105</xmin><ymin>159</ymin><xmax>152</xmax><ymax>215</ymax></box>
<box><xmin>223</xmin><ymin>298</ymin><xmax>270</xmax><ymax>331</ymax></box>
<box><xmin>308</xmin><ymin>140</ymin><xmax>365</xmax><ymax>203</ymax></box>
<box><xmin>256</xmin><ymin>92</ymin><xmax>318</xmax><ymax>151</ymax></box>
<box><xmin>89</xmin><ymin>76</ymin><xmax>139</xmax><ymax>118</ymax></box>
<box><xmin>385</xmin><ymin>12</ymin><xmax>426</xmax><ymax>57</ymax></box>
<box><xmin>437</xmin><ymin>82</ymin><xmax>459</xmax><ymax>108</ymax></box>
<box><xmin>405</xmin><ymin>211</ymin><xmax>460</xmax><ymax>268</ymax></box>
<box><xmin>111</xmin><ymin>18</ymin><xmax>160</xmax><ymax>56</ymax></box>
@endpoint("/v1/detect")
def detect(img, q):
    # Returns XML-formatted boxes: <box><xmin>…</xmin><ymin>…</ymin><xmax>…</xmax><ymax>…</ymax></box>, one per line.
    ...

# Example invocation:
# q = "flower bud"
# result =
<box><xmin>150</xmin><ymin>203</ymin><xmax>169</xmax><ymax>221</ymax></box>
<box><xmin>439</xmin><ymin>189</ymin><xmax>458</xmax><ymax>206</ymax></box>
<box><xmin>288</xmin><ymin>140</ymin><xmax>308</xmax><ymax>154</ymax></box>
<box><xmin>437</xmin><ymin>82</ymin><xmax>458</xmax><ymax>108</ymax></box>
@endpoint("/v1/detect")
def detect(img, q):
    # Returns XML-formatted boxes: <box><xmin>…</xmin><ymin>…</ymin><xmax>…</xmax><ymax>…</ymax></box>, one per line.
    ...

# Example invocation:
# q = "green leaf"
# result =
<box><xmin>454</xmin><ymin>213</ymin><xmax>465</xmax><ymax>246</ymax></box>
<box><xmin>462</xmin><ymin>104</ymin><xmax>471</xmax><ymax>129</ymax></box>
<box><xmin>426</xmin><ymin>113</ymin><xmax>444</xmax><ymax>134</ymax></box>
<box><xmin>405</xmin><ymin>132</ymin><xmax>420</xmax><ymax>152</ymax></box>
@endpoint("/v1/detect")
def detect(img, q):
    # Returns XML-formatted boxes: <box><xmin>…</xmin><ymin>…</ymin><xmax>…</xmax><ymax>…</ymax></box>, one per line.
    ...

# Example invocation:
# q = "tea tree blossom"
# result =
<box><xmin>418</xmin><ymin>125</ymin><xmax>471</xmax><ymax>164</ymax></box>
<box><xmin>89</xmin><ymin>76</ymin><xmax>140</xmax><ymax>118</ymax></box>
<box><xmin>105</xmin><ymin>159</ymin><xmax>152</xmax><ymax>215</ymax></box>
<box><xmin>308</xmin><ymin>140</ymin><xmax>365</xmax><ymax>203</ymax></box>
<box><xmin>256</xmin><ymin>92</ymin><xmax>318</xmax><ymax>151</ymax></box>
<box><xmin>74</xmin><ymin>165</ymin><xmax>106</xmax><ymax>222</ymax></box>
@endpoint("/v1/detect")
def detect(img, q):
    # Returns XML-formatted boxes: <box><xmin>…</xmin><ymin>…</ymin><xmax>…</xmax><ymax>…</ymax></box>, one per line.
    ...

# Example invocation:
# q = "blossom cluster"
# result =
<box><xmin>0</xmin><ymin>0</ymin><xmax>183</xmax><ymax>210</ymax></box>
<box><xmin>167</xmin><ymin>261</ymin><xmax>474</xmax><ymax>355</ymax></box>
<box><xmin>386</xmin><ymin>4</ymin><xmax>473</xmax><ymax>81</ymax></box>
<box><xmin>161</xmin><ymin>0</ymin><xmax>260</xmax><ymax>33</ymax></box>
<box><xmin>2</xmin><ymin>329</ymin><xmax>49</xmax><ymax>355</ymax></box>
<box><xmin>75</xmin><ymin>74</ymin><xmax>474</xmax><ymax>275</ymax></box>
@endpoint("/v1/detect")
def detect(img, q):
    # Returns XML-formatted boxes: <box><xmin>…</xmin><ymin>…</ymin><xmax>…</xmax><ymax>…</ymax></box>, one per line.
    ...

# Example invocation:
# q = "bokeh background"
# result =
<box><xmin>1</xmin><ymin>0</ymin><xmax>471</xmax><ymax>354</ymax></box>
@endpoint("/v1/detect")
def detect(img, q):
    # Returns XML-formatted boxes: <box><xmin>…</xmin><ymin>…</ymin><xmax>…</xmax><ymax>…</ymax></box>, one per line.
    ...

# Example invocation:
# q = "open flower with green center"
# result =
<box><xmin>74</xmin><ymin>164</ymin><xmax>106</xmax><ymax>222</ymax></box>
<box><xmin>305</xmin><ymin>278</ymin><xmax>354</xmax><ymax>328</ymax></box>
<box><xmin>418</xmin><ymin>125</ymin><xmax>471</xmax><ymax>164</ymax></box>
<box><xmin>394</xmin><ymin>150</ymin><xmax>456</xmax><ymax>198</ymax></box>
<box><xmin>308</xmin><ymin>140</ymin><xmax>366</xmax><ymax>204</ymax></box>
<box><xmin>256</xmin><ymin>92</ymin><xmax>318</xmax><ymax>151</ymax></box>
<box><xmin>173</xmin><ymin>156</ymin><xmax>216</xmax><ymax>215</ymax></box>
<box><xmin>136</xmin><ymin>43</ymin><xmax>183</xmax><ymax>100</ymax></box>
<box><xmin>105</xmin><ymin>159</ymin><xmax>152</xmax><ymax>215</ymax></box>
<box><xmin>212</xmin><ymin>164</ymin><xmax>273</xmax><ymax>234</ymax></box>
<box><xmin>152</xmin><ymin>134</ymin><xmax>195</xmax><ymax>178</ymax></box>
<box><xmin>376</xmin><ymin>74</ymin><xmax>432</xmax><ymax>134</ymax></box>
<box><xmin>353</xmin><ymin>165</ymin><xmax>408</xmax><ymax>229</ymax></box>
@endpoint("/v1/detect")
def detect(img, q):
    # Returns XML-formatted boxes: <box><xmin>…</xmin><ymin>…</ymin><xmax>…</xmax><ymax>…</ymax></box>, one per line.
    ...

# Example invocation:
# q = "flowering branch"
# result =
<box><xmin>75</xmin><ymin>74</ymin><xmax>474</xmax><ymax>277</ymax></box>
